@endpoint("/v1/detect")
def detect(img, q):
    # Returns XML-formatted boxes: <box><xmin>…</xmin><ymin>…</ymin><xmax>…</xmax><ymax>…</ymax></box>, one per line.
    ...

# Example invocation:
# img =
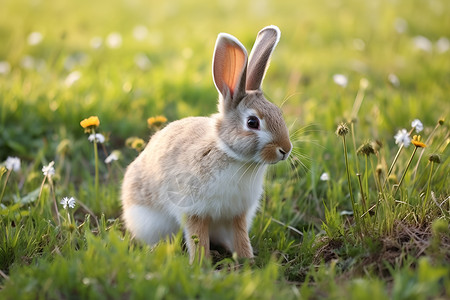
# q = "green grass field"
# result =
<box><xmin>1</xmin><ymin>0</ymin><xmax>449</xmax><ymax>298</ymax></box>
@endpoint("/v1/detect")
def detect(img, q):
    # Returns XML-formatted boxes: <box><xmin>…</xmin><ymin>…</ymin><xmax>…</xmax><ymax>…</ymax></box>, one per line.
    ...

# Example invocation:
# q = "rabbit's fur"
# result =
<box><xmin>122</xmin><ymin>25</ymin><xmax>292</xmax><ymax>262</ymax></box>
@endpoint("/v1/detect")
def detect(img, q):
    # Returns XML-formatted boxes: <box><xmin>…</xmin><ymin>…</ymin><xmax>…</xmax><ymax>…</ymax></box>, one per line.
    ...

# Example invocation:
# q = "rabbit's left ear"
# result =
<box><xmin>246</xmin><ymin>25</ymin><xmax>280</xmax><ymax>91</ymax></box>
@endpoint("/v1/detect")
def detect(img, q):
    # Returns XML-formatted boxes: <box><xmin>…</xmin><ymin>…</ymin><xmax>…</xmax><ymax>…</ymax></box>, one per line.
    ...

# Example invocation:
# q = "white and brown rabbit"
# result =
<box><xmin>121</xmin><ymin>25</ymin><xmax>292</xmax><ymax>262</ymax></box>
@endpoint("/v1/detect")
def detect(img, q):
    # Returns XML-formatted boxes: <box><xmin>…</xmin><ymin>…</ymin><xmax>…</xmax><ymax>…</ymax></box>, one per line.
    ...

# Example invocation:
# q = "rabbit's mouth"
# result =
<box><xmin>260</xmin><ymin>142</ymin><xmax>292</xmax><ymax>164</ymax></box>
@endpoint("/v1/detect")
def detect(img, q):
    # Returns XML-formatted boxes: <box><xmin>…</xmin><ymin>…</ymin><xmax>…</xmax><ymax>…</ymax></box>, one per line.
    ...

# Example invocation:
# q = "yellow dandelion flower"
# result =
<box><xmin>147</xmin><ymin>115</ymin><xmax>168</xmax><ymax>128</ymax></box>
<box><xmin>411</xmin><ymin>135</ymin><xmax>426</xmax><ymax>148</ymax></box>
<box><xmin>80</xmin><ymin>116</ymin><xmax>100</xmax><ymax>129</ymax></box>
<box><xmin>131</xmin><ymin>138</ymin><xmax>145</xmax><ymax>151</ymax></box>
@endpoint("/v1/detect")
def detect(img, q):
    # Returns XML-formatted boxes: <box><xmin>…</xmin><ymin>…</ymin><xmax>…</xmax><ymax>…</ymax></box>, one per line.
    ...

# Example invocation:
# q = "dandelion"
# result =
<box><xmin>21</xmin><ymin>55</ymin><xmax>35</xmax><ymax>70</ymax></box>
<box><xmin>394</xmin><ymin>129</ymin><xmax>411</xmax><ymax>147</ymax></box>
<box><xmin>42</xmin><ymin>161</ymin><xmax>55</xmax><ymax>178</ymax></box>
<box><xmin>395</xmin><ymin>135</ymin><xmax>426</xmax><ymax>197</ymax></box>
<box><xmin>357</xmin><ymin>141</ymin><xmax>375</xmax><ymax>156</ymax></box>
<box><xmin>147</xmin><ymin>115</ymin><xmax>168</xmax><ymax>128</ymax></box>
<box><xmin>5</xmin><ymin>157</ymin><xmax>21</xmax><ymax>172</ymax></box>
<box><xmin>436</xmin><ymin>37</ymin><xmax>450</xmax><ymax>53</ymax></box>
<box><xmin>65</xmin><ymin>71</ymin><xmax>82</xmax><ymax>87</ymax></box>
<box><xmin>106</xmin><ymin>32</ymin><xmax>122</xmax><ymax>48</ymax></box>
<box><xmin>88</xmin><ymin>133</ymin><xmax>105</xmax><ymax>143</ymax></box>
<box><xmin>411</xmin><ymin>119</ymin><xmax>423</xmax><ymax>133</ymax></box>
<box><xmin>81</xmin><ymin>116</ymin><xmax>101</xmax><ymax>200</ymax></box>
<box><xmin>336</xmin><ymin>123</ymin><xmax>357</xmax><ymax>221</ymax></box>
<box><xmin>60</xmin><ymin>196</ymin><xmax>76</xmax><ymax>209</ymax></box>
<box><xmin>333</xmin><ymin>74</ymin><xmax>348</xmax><ymax>87</ymax></box>
<box><xmin>27</xmin><ymin>32</ymin><xmax>43</xmax><ymax>45</ymax></box>
<box><xmin>80</xmin><ymin>116</ymin><xmax>100</xmax><ymax>132</ymax></box>
<box><xmin>135</xmin><ymin>53</ymin><xmax>152</xmax><ymax>71</ymax></box>
<box><xmin>335</xmin><ymin>122</ymin><xmax>349</xmax><ymax>137</ymax></box>
<box><xmin>411</xmin><ymin>135</ymin><xmax>426</xmax><ymax>148</ymax></box>
<box><xmin>320</xmin><ymin>172</ymin><xmax>330</xmax><ymax>181</ymax></box>
<box><xmin>133</xmin><ymin>25</ymin><xmax>148</xmax><ymax>41</ymax></box>
<box><xmin>413</xmin><ymin>36</ymin><xmax>432</xmax><ymax>53</ymax></box>
<box><xmin>90</xmin><ymin>36</ymin><xmax>103</xmax><ymax>49</ymax></box>
<box><xmin>105</xmin><ymin>151</ymin><xmax>120</xmax><ymax>164</ymax></box>
<box><xmin>131</xmin><ymin>138</ymin><xmax>146</xmax><ymax>152</ymax></box>
<box><xmin>394</xmin><ymin>18</ymin><xmax>408</xmax><ymax>34</ymax></box>
<box><xmin>1</xmin><ymin>157</ymin><xmax>21</xmax><ymax>203</ymax></box>
<box><xmin>388</xmin><ymin>73</ymin><xmax>400</xmax><ymax>87</ymax></box>
<box><xmin>0</xmin><ymin>61</ymin><xmax>11</xmax><ymax>75</ymax></box>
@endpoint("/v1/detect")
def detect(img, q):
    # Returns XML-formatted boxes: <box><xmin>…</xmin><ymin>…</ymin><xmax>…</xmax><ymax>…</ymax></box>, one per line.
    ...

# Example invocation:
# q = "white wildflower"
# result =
<box><xmin>5</xmin><ymin>157</ymin><xmax>21</xmax><ymax>172</ymax></box>
<box><xmin>27</xmin><ymin>32</ymin><xmax>43</xmax><ymax>45</ymax></box>
<box><xmin>90</xmin><ymin>36</ymin><xmax>103</xmax><ymax>49</ymax></box>
<box><xmin>333</xmin><ymin>74</ymin><xmax>348</xmax><ymax>87</ymax></box>
<box><xmin>394</xmin><ymin>129</ymin><xmax>411</xmax><ymax>147</ymax></box>
<box><xmin>105</xmin><ymin>151</ymin><xmax>120</xmax><ymax>164</ymax></box>
<box><xmin>21</xmin><ymin>55</ymin><xmax>35</xmax><ymax>70</ymax></box>
<box><xmin>436</xmin><ymin>37</ymin><xmax>449</xmax><ymax>53</ymax></box>
<box><xmin>320</xmin><ymin>172</ymin><xmax>330</xmax><ymax>181</ymax></box>
<box><xmin>388</xmin><ymin>73</ymin><xmax>400</xmax><ymax>87</ymax></box>
<box><xmin>134</xmin><ymin>53</ymin><xmax>151</xmax><ymax>71</ymax></box>
<box><xmin>42</xmin><ymin>161</ymin><xmax>55</xmax><ymax>178</ymax></box>
<box><xmin>133</xmin><ymin>25</ymin><xmax>148</xmax><ymax>41</ymax></box>
<box><xmin>0</xmin><ymin>61</ymin><xmax>11</xmax><ymax>75</ymax></box>
<box><xmin>60</xmin><ymin>197</ymin><xmax>76</xmax><ymax>209</ymax></box>
<box><xmin>411</xmin><ymin>119</ymin><xmax>423</xmax><ymax>133</ymax></box>
<box><xmin>413</xmin><ymin>36</ymin><xmax>432</xmax><ymax>53</ymax></box>
<box><xmin>352</xmin><ymin>39</ymin><xmax>365</xmax><ymax>51</ymax></box>
<box><xmin>88</xmin><ymin>133</ymin><xmax>105</xmax><ymax>143</ymax></box>
<box><xmin>65</xmin><ymin>71</ymin><xmax>82</xmax><ymax>87</ymax></box>
<box><xmin>394</xmin><ymin>18</ymin><xmax>408</xmax><ymax>34</ymax></box>
<box><xmin>106</xmin><ymin>32</ymin><xmax>122</xmax><ymax>49</ymax></box>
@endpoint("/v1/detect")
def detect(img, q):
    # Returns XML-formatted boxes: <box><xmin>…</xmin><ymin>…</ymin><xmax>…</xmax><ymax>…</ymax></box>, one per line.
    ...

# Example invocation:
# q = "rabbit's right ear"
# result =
<box><xmin>213</xmin><ymin>33</ymin><xmax>248</xmax><ymax>110</ymax></box>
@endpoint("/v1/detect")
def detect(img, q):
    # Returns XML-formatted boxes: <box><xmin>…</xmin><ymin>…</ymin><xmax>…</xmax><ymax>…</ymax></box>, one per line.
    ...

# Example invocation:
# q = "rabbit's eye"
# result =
<box><xmin>247</xmin><ymin>116</ymin><xmax>260</xmax><ymax>130</ymax></box>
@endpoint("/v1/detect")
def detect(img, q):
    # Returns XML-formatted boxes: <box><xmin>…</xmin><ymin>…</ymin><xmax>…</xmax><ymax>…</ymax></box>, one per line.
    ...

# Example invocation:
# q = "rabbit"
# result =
<box><xmin>121</xmin><ymin>25</ymin><xmax>292</xmax><ymax>262</ymax></box>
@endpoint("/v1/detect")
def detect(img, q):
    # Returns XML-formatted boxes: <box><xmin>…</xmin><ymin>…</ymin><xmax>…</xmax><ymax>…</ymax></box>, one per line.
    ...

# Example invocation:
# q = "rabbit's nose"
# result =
<box><xmin>278</xmin><ymin>148</ymin><xmax>288</xmax><ymax>160</ymax></box>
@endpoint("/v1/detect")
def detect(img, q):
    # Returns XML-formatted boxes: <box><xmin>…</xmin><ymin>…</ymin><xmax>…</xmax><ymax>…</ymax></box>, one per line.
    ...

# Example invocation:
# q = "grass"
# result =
<box><xmin>0</xmin><ymin>0</ymin><xmax>449</xmax><ymax>298</ymax></box>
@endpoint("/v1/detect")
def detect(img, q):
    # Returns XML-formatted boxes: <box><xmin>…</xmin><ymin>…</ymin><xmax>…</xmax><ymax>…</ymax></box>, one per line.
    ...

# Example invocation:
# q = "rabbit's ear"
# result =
<box><xmin>246</xmin><ymin>25</ymin><xmax>280</xmax><ymax>91</ymax></box>
<box><xmin>213</xmin><ymin>33</ymin><xmax>248</xmax><ymax>108</ymax></box>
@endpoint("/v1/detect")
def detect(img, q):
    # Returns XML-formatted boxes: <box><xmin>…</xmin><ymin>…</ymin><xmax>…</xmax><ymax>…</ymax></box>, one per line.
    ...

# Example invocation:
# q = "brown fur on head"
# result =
<box><xmin>213</xmin><ymin>26</ymin><xmax>292</xmax><ymax>164</ymax></box>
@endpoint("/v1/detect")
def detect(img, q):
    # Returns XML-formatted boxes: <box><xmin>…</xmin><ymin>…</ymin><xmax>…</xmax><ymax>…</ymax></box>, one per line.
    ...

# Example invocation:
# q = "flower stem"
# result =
<box><xmin>384</xmin><ymin>144</ymin><xmax>403</xmax><ymax>188</ymax></box>
<box><xmin>394</xmin><ymin>146</ymin><xmax>418</xmax><ymax>197</ymax></box>
<box><xmin>341</xmin><ymin>135</ymin><xmax>357</xmax><ymax>218</ymax></box>
<box><xmin>422</xmin><ymin>161</ymin><xmax>434</xmax><ymax>221</ymax></box>
<box><xmin>93</xmin><ymin>130</ymin><xmax>99</xmax><ymax>201</ymax></box>
<box><xmin>0</xmin><ymin>170</ymin><xmax>12</xmax><ymax>204</ymax></box>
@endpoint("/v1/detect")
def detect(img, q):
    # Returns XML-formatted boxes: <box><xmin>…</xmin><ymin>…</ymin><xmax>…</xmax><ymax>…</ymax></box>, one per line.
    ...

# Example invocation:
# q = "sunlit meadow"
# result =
<box><xmin>0</xmin><ymin>0</ymin><xmax>449</xmax><ymax>298</ymax></box>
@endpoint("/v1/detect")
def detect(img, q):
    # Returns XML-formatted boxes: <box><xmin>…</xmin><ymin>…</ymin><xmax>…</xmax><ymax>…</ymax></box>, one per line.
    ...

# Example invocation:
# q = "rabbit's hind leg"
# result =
<box><xmin>123</xmin><ymin>205</ymin><xmax>179</xmax><ymax>245</ymax></box>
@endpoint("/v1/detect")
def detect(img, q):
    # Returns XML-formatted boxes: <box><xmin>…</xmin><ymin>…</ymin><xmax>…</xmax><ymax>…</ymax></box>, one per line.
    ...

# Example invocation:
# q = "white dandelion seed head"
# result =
<box><xmin>352</xmin><ymin>38</ymin><xmax>365</xmax><ymax>51</ymax></box>
<box><xmin>105</xmin><ymin>151</ymin><xmax>120</xmax><ymax>164</ymax></box>
<box><xmin>90</xmin><ymin>36</ymin><xmax>103</xmax><ymax>49</ymax></box>
<box><xmin>21</xmin><ymin>55</ymin><xmax>35</xmax><ymax>70</ymax></box>
<box><xmin>333</xmin><ymin>74</ymin><xmax>348</xmax><ymax>87</ymax></box>
<box><xmin>0</xmin><ymin>61</ymin><xmax>11</xmax><ymax>75</ymax></box>
<box><xmin>60</xmin><ymin>197</ymin><xmax>76</xmax><ymax>209</ymax></box>
<box><xmin>27</xmin><ymin>32</ymin><xmax>43</xmax><ymax>46</ymax></box>
<box><xmin>436</xmin><ymin>37</ymin><xmax>449</xmax><ymax>53</ymax></box>
<box><xmin>88</xmin><ymin>133</ymin><xmax>105</xmax><ymax>144</ymax></box>
<box><xmin>42</xmin><ymin>161</ymin><xmax>55</xmax><ymax>178</ymax></box>
<box><xmin>394</xmin><ymin>129</ymin><xmax>411</xmax><ymax>147</ymax></box>
<box><xmin>388</xmin><ymin>73</ymin><xmax>400</xmax><ymax>87</ymax></box>
<box><xmin>106</xmin><ymin>32</ymin><xmax>122</xmax><ymax>49</ymax></box>
<box><xmin>134</xmin><ymin>53</ymin><xmax>152</xmax><ymax>71</ymax></box>
<box><xmin>394</xmin><ymin>18</ymin><xmax>408</xmax><ymax>34</ymax></box>
<box><xmin>5</xmin><ymin>156</ymin><xmax>21</xmax><ymax>172</ymax></box>
<box><xmin>133</xmin><ymin>25</ymin><xmax>148</xmax><ymax>41</ymax></box>
<box><xmin>413</xmin><ymin>36</ymin><xmax>432</xmax><ymax>53</ymax></box>
<box><xmin>320</xmin><ymin>172</ymin><xmax>330</xmax><ymax>181</ymax></box>
<box><xmin>65</xmin><ymin>71</ymin><xmax>82</xmax><ymax>87</ymax></box>
<box><xmin>411</xmin><ymin>119</ymin><xmax>424</xmax><ymax>133</ymax></box>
